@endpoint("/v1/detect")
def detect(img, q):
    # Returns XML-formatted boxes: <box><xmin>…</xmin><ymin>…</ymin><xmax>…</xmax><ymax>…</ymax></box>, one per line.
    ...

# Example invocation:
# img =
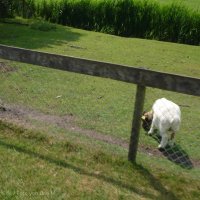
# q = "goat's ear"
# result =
<box><xmin>141</xmin><ymin>116</ymin><xmax>146</xmax><ymax>121</ymax></box>
<box><xmin>142</xmin><ymin>111</ymin><xmax>147</xmax><ymax>115</ymax></box>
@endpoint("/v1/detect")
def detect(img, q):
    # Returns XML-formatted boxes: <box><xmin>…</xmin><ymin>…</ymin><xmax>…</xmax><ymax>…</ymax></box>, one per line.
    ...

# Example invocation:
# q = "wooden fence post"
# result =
<box><xmin>128</xmin><ymin>84</ymin><xmax>146</xmax><ymax>162</ymax></box>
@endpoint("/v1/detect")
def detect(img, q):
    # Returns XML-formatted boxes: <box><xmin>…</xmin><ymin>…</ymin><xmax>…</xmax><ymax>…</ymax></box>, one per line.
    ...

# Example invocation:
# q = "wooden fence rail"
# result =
<box><xmin>0</xmin><ymin>44</ymin><xmax>200</xmax><ymax>161</ymax></box>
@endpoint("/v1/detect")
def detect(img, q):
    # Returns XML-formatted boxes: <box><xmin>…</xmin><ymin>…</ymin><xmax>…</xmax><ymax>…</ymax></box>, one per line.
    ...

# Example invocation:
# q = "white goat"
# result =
<box><xmin>141</xmin><ymin>98</ymin><xmax>181</xmax><ymax>149</ymax></box>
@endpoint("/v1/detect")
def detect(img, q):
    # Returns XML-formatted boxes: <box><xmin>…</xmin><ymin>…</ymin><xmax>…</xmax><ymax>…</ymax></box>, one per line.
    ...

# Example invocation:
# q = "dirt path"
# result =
<box><xmin>0</xmin><ymin>103</ymin><xmax>129</xmax><ymax>148</ymax></box>
<box><xmin>0</xmin><ymin>103</ymin><xmax>200</xmax><ymax>168</ymax></box>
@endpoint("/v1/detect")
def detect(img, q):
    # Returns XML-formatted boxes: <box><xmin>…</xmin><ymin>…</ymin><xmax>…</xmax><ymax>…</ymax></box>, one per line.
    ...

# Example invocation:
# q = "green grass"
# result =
<box><xmin>0</xmin><ymin>21</ymin><xmax>199</xmax><ymax>76</ymax></box>
<box><xmin>158</xmin><ymin>0</ymin><xmax>200</xmax><ymax>10</ymax></box>
<box><xmin>0</xmin><ymin>121</ymin><xmax>200</xmax><ymax>200</ymax></box>
<box><xmin>0</xmin><ymin>21</ymin><xmax>200</xmax><ymax>199</ymax></box>
<box><xmin>0</xmin><ymin>21</ymin><xmax>200</xmax><ymax>145</ymax></box>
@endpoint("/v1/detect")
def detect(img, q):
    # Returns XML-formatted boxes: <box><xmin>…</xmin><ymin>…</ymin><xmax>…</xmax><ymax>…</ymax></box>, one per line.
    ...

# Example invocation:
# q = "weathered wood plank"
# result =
<box><xmin>0</xmin><ymin>44</ymin><xmax>200</xmax><ymax>96</ymax></box>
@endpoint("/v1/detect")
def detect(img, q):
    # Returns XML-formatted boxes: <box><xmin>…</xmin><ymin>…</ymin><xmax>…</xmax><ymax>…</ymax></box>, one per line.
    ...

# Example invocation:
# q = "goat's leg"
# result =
<box><xmin>158</xmin><ymin>133</ymin><xmax>168</xmax><ymax>149</ymax></box>
<box><xmin>148</xmin><ymin>119</ymin><xmax>155</xmax><ymax>136</ymax></box>
<box><xmin>168</xmin><ymin>132</ymin><xmax>175</xmax><ymax>146</ymax></box>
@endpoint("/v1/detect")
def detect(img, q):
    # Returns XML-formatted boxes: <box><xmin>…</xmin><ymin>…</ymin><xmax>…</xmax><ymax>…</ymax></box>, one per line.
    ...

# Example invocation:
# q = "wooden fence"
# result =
<box><xmin>0</xmin><ymin>44</ymin><xmax>200</xmax><ymax>162</ymax></box>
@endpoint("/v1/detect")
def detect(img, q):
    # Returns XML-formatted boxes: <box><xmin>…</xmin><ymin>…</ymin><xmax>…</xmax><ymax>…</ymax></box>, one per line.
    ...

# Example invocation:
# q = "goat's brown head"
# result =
<box><xmin>141</xmin><ymin>111</ymin><xmax>153</xmax><ymax>132</ymax></box>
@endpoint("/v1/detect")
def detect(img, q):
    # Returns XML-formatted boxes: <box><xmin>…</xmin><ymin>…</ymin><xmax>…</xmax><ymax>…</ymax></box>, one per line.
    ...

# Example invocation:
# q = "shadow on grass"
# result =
<box><xmin>0</xmin><ymin>140</ymin><xmax>179</xmax><ymax>200</ymax></box>
<box><xmin>151</xmin><ymin>134</ymin><xmax>193</xmax><ymax>169</ymax></box>
<box><xmin>0</xmin><ymin>22</ymin><xmax>83</xmax><ymax>50</ymax></box>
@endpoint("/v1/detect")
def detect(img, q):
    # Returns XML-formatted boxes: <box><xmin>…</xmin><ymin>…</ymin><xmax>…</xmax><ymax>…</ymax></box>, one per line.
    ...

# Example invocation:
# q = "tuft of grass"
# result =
<box><xmin>61</xmin><ymin>141</ymin><xmax>82</xmax><ymax>153</ymax></box>
<box><xmin>29</xmin><ymin>18</ymin><xmax>57</xmax><ymax>31</ymax></box>
<box><xmin>0</xmin><ymin>120</ymin><xmax>51</xmax><ymax>143</ymax></box>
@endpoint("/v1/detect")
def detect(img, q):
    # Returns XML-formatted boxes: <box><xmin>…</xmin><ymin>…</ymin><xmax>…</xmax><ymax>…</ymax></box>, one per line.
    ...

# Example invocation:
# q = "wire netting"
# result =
<box><xmin>139</xmin><ymin>89</ymin><xmax>200</xmax><ymax>171</ymax></box>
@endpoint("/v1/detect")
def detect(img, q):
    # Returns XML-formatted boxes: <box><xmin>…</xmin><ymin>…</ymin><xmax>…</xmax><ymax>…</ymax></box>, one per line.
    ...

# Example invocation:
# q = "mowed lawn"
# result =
<box><xmin>0</xmin><ymin>21</ymin><xmax>200</xmax><ymax>199</ymax></box>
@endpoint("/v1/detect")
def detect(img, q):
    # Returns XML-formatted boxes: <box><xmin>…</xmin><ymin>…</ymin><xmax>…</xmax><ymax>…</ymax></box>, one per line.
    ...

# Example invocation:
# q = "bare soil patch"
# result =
<box><xmin>0</xmin><ymin>103</ymin><xmax>127</xmax><ymax>147</ymax></box>
<box><xmin>0</xmin><ymin>103</ymin><xmax>200</xmax><ymax>168</ymax></box>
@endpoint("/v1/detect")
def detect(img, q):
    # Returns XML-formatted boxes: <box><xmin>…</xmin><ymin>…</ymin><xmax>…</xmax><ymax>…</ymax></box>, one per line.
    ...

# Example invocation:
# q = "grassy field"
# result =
<box><xmin>0</xmin><ymin>20</ymin><xmax>200</xmax><ymax>199</ymax></box>
<box><xmin>1</xmin><ymin>121</ymin><xmax>200</xmax><ymax>200</ymax></box>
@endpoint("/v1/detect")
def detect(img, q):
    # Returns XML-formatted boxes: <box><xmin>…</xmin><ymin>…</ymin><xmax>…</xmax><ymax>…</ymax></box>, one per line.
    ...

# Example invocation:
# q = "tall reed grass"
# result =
<box><xmin>4</xmin><ymin>0</ymin><xmax>200</xmax><ymax>45</ymax></box>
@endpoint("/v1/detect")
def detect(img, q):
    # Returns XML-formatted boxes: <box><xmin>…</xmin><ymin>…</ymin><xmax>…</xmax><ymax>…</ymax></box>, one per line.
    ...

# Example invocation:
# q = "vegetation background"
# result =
<box><xmin>1</xmin><ymin>0</ymin><xmax>200</xmax><ymax>45</ymax></box>
<box><xmin>0</xmin><ymin>0</ymin><xmax>200</xmax><ymax>199</ymax></box>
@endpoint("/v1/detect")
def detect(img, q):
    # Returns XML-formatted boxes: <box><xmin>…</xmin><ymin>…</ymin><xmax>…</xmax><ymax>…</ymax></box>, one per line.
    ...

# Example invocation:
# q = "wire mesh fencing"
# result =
<box><xmin>139</xmin><ymin>90</ymin><xmax>200</xmax><ymax>170</ymax></box>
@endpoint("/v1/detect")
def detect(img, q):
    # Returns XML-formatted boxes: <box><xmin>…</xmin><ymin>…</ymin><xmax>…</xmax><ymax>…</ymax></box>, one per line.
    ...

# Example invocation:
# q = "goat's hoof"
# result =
<box><xmin>158</xmin><ymin>145</ymin><xmax>165</xmax><ymax>151</ymax></box>
<box><xmin>148</xmin><ymin>131</ymin><xmax>152</xmax><ymax>136</ymax></box>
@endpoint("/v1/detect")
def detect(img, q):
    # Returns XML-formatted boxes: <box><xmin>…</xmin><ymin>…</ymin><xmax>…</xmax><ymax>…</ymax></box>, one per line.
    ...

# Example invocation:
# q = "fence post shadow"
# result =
<box><xmin>151</xmin><ymin>134</ymin><xmax>194</xmax><ymax>169</ymax></box>
<box><xmin>133</xmin><ymin>163</ymin><xmax>179</xmax><ymax>200</ymax></box>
